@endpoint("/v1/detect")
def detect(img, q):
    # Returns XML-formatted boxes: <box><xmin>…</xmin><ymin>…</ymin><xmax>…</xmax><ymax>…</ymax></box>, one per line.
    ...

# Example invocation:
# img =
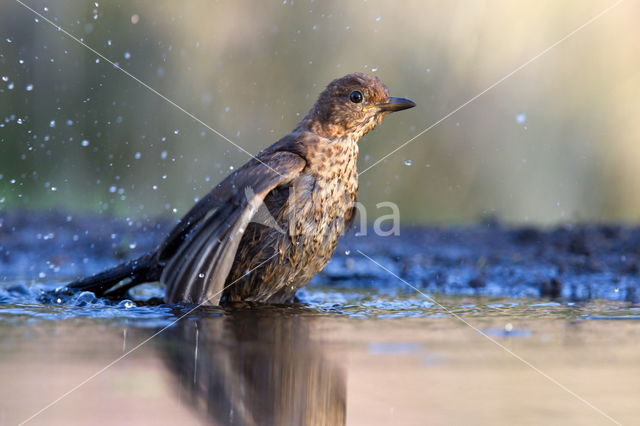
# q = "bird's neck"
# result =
<box><xmin>295</xmin><ymin>115</ymin><xmax>354</xmax><ymax>141</ymax></box>
<box><xmin>299</xmin><ymin>135</ymin><xmax>359</xmax><ymax>180</ymax></box>
<box><xmin>295</xmin><ymin>112</ymin><xmax>380</xmax><ymax>143</ymax></box>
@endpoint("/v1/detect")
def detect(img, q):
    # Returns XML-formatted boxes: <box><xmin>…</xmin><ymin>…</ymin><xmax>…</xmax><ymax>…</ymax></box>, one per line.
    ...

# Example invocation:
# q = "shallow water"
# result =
<box><xmin>1</xmin><ymin>282</ymin><xmax>639</xmax><ymax>425</ymax></box>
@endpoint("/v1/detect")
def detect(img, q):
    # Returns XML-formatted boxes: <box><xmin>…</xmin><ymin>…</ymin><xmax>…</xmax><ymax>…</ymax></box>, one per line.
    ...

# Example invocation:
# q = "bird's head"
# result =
<box><xmin>297</xmin><ymin>72</ymin><xmax>416</xmax><ymax>141</ymax></box>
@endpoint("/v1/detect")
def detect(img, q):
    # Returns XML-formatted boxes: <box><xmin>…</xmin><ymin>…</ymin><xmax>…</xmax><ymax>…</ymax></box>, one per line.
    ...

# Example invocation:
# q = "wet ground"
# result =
<box><xmin>2</xmin><ymin>211</ymin><xmax>640</xmax><ymax>303</ymax></box>
<box><xmin>1</xmin><ymin>211</ymin><xmax>640</xmax><ymax>425</ymax></box>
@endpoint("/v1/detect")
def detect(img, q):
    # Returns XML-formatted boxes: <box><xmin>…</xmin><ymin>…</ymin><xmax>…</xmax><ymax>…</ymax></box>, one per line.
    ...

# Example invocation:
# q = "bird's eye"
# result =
<box><xmin>349</xmin><ymin>90</ymin><xmax>363</xmax><ymax>104</ymax></box>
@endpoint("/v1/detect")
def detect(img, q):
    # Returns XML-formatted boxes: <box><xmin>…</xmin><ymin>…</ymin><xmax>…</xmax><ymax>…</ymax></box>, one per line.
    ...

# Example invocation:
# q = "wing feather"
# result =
<box><xmin>161</xmin><ymin>151</ymin><xmax>305</xmax><ymax>305</ymax></box>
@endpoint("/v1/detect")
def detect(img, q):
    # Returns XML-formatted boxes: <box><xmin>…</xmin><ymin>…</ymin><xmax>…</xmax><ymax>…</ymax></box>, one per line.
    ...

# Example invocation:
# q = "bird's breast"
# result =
<box><xmin>224</xmin><ymin>140</ymin><xmax>359</xmax><ymax>302</ymax></box>
<box><xmin>287</xmin><ymin>140</ymin><xmax>359</xmax><ymax>248</ymax></box>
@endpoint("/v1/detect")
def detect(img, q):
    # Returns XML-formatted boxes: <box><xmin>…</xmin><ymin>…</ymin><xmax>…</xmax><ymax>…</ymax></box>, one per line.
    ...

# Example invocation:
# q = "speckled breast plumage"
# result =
<box><xmin>223</xmin><ymin>139</ymin><xmax>359</xmax><ymax>303</ymax></box>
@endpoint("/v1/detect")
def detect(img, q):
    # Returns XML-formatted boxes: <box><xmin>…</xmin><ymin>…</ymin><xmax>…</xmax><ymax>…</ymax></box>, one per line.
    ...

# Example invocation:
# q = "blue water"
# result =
<box><xmin>1</xmin><ymin>280</ymin><xmax>639</xmax><ymax>327</ymax></box>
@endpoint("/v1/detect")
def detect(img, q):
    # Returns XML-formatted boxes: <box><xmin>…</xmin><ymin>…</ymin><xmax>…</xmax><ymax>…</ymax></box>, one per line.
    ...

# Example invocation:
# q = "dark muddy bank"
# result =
<box><xmin>1</xmin><ymin>210</ymin><xmax>639</xmax><ymax>302</ymax></box>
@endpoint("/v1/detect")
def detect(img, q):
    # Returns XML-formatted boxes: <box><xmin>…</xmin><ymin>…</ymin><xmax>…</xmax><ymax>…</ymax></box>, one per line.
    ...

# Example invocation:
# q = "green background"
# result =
<box><xmin>1</xmin><ymin>0</ymin><xmax>638</xmax><ymax>224</ymax></box>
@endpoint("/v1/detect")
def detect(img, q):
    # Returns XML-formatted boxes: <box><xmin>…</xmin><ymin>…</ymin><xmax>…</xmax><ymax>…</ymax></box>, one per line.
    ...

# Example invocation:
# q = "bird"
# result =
<box><xmin>67</xmin><ymin>72</ymin><xmax>415</xmax><ymax>305</ymax></box>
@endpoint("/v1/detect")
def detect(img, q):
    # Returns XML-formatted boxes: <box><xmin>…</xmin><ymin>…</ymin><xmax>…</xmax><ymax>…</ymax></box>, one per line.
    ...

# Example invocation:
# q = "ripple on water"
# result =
<box><xmin>0</xmin><ymin>282</ymin><xmax>174</xmax><ymax>327</ymax></box>
<box><xmin>0</xmin><ymin>282</ymin><xmax>639</xmax><ymax>327</ymax></box>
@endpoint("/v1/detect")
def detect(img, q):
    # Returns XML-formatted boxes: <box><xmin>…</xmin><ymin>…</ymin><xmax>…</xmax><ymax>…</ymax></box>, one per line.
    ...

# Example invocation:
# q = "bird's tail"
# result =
<box><xmin>67</xmin><ymin>252</ymin><xmax>161</xmax><ymax>297</ymax></box>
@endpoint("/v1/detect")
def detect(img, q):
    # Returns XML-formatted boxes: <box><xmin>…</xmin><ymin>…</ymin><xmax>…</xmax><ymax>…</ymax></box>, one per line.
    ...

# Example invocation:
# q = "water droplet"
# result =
<box><xmin>516</xmin><ymin>113</ymin><xmax>526</xmax><ymax>124</ymax></box>
<box><xmin>375</xmin><ymin>16</ymin><xmax>381</xmax><ymax>22</ymax></box>
<box><xmin>404</xmin><ymin>160</ymin><xmax>412</xmax><ymax>166</ymax></box>
<box><xmin>344</xmin><ymin>250</ymin><xmax>351</xmax><ymax>255</ymax></box>
<box><xmin>81</xmin><ymin>139</ymin><xmax>90</xmax><ymax>147</ymax></box>
<box><xmin>131</xmin><ymin>14</ymin><xmax>140</xmax><ymax>24</ymax></box>
<box><xmin>504</xmin><ymin>323</ymin><xmax>513</xmax><ymax>332</ymax></box>
<box><xmin>49</xmin><ymin>120</ymin><xmax>56</xmax><ymax>128</ymax></box>
<box><xmin>198</xmin><ymin>273</ymin><xmax>205</xmax><ymax>278</ymax></box>
<box><xmin>123</xmin><ymin>51</ymin><xmax>131</xmax><ymax>59</ymax></box>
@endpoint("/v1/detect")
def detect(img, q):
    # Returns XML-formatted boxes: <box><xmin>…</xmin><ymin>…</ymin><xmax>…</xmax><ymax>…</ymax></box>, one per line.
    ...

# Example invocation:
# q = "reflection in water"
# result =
<box><xmin>157</xmin><ymin>307</ymin><xmax>346</xmax><ymax>426</ymax></box>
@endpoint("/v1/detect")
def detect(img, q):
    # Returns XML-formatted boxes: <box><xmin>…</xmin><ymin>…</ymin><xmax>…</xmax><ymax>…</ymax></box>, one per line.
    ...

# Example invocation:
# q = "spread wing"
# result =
<box><xmin>159</xmin><ymin>151</ymin><xmax>306</xmax><ymax>305</ymax></box>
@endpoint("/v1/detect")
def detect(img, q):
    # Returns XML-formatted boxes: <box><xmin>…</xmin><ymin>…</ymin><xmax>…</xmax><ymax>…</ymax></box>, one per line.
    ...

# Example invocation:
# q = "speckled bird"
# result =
<box><xmin>68</xmin><ymin>73</ymin><xmax>415</xmax><ymax>305</ymax></box>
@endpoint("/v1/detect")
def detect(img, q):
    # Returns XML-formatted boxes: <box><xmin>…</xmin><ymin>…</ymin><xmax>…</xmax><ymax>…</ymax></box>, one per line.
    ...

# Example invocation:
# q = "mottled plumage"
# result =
<box><xmin>68</xmin><ymin>73</ymin><xmax>415</xmax><ymax>305</ymax></box>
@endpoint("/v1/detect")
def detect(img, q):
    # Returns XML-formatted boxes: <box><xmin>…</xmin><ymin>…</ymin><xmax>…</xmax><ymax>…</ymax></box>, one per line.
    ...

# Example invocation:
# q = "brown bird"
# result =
<box><xmin>68</xmin><ymin>73</ymin><xmax>415</xmax><ymax>305</ymax></box>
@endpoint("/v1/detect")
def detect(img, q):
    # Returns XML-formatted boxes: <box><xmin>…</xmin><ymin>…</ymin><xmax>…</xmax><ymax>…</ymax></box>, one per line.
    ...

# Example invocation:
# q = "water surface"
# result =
<box><xmin>1</xmin><ymin>283</ymin><xmax>638</xmax><ymax>425</ymax></box>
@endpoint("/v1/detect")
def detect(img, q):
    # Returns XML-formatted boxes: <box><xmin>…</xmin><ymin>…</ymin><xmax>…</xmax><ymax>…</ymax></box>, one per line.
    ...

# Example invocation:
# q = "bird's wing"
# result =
<box><xmin>160</xmin><ymin>151</ymin><xmax>306</xmax><ymax>305</ymax></box>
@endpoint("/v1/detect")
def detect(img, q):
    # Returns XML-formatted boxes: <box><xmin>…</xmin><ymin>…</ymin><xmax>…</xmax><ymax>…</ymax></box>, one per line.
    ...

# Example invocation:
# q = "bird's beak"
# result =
<box><xmin>376</xmin><ymin>97</ymin><xmax>416</xmax><ymax>112</ymax></box>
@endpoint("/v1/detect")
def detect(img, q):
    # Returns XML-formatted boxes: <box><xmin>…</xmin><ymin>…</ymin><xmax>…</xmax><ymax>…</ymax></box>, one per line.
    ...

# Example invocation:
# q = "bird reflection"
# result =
<box><xmin>156</xmin><ymin>306</ymin><xmax>346</xmax><ymax>426</ymax></box>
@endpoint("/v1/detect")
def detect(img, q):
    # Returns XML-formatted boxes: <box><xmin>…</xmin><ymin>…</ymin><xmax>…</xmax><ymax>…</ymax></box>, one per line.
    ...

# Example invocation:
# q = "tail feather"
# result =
<box><xmin>67</xmin><ymin>253</ymin><xmax>161</xmax><ymax>297</ymax></box>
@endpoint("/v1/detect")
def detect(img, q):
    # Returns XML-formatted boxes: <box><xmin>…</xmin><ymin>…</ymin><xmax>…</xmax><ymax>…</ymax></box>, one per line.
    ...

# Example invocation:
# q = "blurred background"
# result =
<box><xmin>0</xmin><ymin>0</ymin><xmax>638</xmax><ymax>224</ymax></box>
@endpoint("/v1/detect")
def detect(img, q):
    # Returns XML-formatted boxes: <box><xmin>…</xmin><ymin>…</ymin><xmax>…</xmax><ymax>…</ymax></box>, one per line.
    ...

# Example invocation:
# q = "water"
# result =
<box><xmin>1</xmin><ymin>214</ymin><xmax>638</xmax><ymax>424</ymax></box>
<box><xmin>1</xmin><ymin>281</ymin><xmax>638</xmax><ymax>425</ymax></box>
